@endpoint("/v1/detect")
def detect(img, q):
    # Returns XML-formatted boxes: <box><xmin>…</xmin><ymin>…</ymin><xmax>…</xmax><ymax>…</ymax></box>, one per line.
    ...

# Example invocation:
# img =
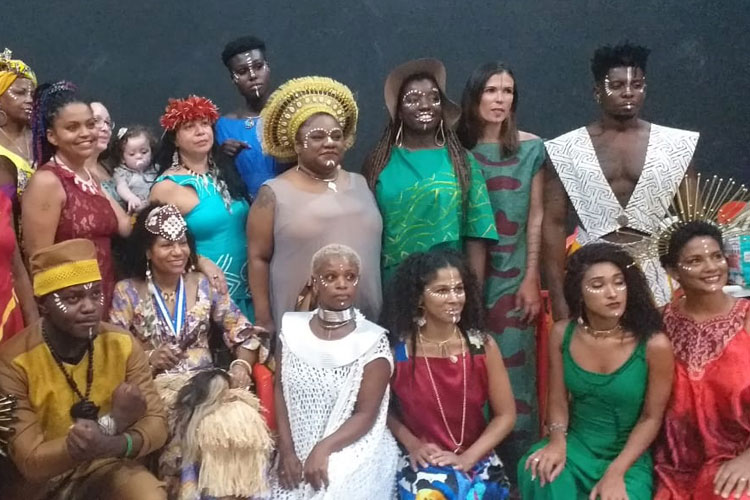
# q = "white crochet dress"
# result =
<box><xmin>271</xmin><ymin>310</ymin><xmax>399</xmax><ymax>499</ymax></box>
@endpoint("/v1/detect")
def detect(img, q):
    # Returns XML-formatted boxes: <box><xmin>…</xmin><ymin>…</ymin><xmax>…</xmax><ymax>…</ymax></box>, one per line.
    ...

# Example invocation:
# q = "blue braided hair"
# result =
<box><xmin>31</xmin><ymin>81</ymin><xmax>80</xmax><ymax>166</ymax></box>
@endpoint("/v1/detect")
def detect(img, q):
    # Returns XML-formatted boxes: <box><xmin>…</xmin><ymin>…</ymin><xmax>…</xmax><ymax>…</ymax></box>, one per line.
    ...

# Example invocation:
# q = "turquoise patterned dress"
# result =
<box><xmin>154</xmin><ymin>173</ymin><xmax>253</xmax><ymax>320</ymax></box>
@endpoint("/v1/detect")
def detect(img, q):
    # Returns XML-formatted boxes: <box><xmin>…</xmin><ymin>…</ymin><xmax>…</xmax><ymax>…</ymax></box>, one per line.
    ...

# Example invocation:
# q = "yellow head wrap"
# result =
<box><xmin>0</xmin><ymin>48</ymin><xmax>37</xmax><ymax>96</ymax></box>
<box><xmin>260</xmin><ymin>76</ymin><xmax>358</xmax><ymax>162</ymax></box>
<box><xmin>30</xmin><ymin>239</ymin><xmax>102</xmax><ymax>297</ymax></box>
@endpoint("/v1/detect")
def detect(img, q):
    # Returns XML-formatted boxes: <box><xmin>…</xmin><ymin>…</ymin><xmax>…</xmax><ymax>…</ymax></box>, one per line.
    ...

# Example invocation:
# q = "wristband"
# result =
<box><xmin>547</xmin><ymin>422</ymin><xmax>568</xmax><ymax>436</ymax></box>
<box><xmin>123</xmin><ymin>432</ymin><xmax>134</xmax><ymax>458</ymax></box>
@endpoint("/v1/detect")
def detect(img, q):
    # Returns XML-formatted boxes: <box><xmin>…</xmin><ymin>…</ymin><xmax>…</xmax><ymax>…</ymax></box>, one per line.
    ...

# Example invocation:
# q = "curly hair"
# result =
<box><xmin>120</xmin><ymin>201</ymin><xmax>199</xmax><ymax>279</ymax></box>
<box><xmin>457</xmin><ymin>61</ymin><xmax>519</xmax><ymax>157</ymax></box>
<box><xmin>154</xmin><ymin>129</ymin><xmax>249</xmax><ymax>203</ymax></box>
<box><xmin>362</xmin><ymin>72</ymin><xmax>471</xmax><ymax>204</ymax></box>
<box><xmin>379</xmin><ymin>249</ymin><xmax>484</xmax><ymax>355</ymax></box>
<box><xmin>110</xmin><ymin>125</ymin><xmax>156</xmax><ymax>168</ymax></box>
<box><xmin>591</xmin><ymin>42</ymin><xmax>651</xmax><ymax>82</ymax></box>
<box><xmin>660</xmin><ymin>221</ymin><xmax>724</xmax><ymax>269</ymax></box>
<box><xmin>564</xmin><ymin>243</ymin><xmax>661</xmax><ymax>341</ymax></box>
<box><xmin>221</xmin><ymin>36</ymin><xmax>266</xmax><ymax>68</ymax></box>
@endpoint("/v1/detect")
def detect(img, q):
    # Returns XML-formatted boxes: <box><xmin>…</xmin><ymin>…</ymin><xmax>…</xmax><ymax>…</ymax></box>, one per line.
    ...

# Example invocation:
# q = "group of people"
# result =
<box><xmin>0</xmin><ymin>34</ymin><xmax>747</xmax><ymax>500</ymax></box>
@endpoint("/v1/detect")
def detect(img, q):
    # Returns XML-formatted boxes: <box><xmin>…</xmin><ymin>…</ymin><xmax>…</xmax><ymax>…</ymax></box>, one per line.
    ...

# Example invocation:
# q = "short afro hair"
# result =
<box><xmin>221</xmin><ymin>36</ymin><xmax>266</xmax><ymax>67</ymax></box>
<box><xmin>591</xmin><ymin>42</ymin><xmax>650</xmax><ymax>82</ymax></box>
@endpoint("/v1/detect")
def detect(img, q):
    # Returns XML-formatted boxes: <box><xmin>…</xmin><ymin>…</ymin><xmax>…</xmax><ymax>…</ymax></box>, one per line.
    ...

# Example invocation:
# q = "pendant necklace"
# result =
<box><xmin>296</xmin><ymin>165</ymin><xmax>339</xmax><ymax>192</ymax></box>
<box><xmin>41</xmin><ymin>322</ymin><xmax>99</xmax><ymax>420</ymax></box>
<box><xmin>577</xmin><ymin>317</ymin><xmax>624</xmax><ymax>339</ymax></box>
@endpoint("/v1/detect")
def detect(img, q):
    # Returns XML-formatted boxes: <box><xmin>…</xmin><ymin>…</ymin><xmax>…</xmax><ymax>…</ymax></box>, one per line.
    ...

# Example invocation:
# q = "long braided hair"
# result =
<box><xmin>362</xmin><ymin>73</ymin><xmax>472</xmax><ymax>203</ymax></box>
<box><xmin>30</xmin><ymin>81</ymin><xmax>81</xmax><ymax>166</ymax></box>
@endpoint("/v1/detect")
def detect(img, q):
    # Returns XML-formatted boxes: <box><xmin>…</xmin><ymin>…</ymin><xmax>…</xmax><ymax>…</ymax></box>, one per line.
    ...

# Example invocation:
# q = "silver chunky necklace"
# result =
<box><xmin>316</xmin><ymin>307</ymin><xmax>356</xmax><ymax>330</ymax></box>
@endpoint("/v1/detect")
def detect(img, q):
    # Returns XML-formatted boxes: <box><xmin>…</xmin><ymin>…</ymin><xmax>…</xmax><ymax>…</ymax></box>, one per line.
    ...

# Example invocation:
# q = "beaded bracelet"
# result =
<box><xmin>547</xmin><ymin>422</ymin><xmax>568</xmax><ymax>435</ymax></box>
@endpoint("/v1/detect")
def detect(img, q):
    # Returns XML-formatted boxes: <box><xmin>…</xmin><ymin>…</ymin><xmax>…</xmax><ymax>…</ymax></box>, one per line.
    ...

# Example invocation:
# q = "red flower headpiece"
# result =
<box><xmin>159</xmin><ymin>95</ymin><xmax>220</xmax><ymax>131</ymax></box>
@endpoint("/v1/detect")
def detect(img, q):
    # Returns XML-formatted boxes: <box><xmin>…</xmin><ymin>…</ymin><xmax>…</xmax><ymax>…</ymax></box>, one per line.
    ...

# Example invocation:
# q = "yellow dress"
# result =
<box><xmin>0</xmin><ymin>143</ymin><xmax>34</xmax><ymax>194</ymax></box>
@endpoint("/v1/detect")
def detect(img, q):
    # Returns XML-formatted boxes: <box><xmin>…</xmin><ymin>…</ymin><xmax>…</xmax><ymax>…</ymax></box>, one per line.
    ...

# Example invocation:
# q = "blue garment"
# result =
<box><xmin>154</xmin><ymin>173</ymin><xmax>253</xmax><ymax>320</ymax></box>
<box><xmin>215</xmin><ymin>116</ymin><xmax>279</xmax><ymax>199</ymax></box>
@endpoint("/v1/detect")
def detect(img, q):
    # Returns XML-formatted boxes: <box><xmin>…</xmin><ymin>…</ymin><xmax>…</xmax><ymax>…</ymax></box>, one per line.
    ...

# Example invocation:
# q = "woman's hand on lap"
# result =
<box><xmin>430</xmin><ymin>450</ymin><xmax>476</xmax><ymax>472</ymax></box>
<box><xmin>278</xmin><ymin>447</ymin><xmax>303</xmax><ymax>490</ymax></box>
<box><xmin>229</xmin><ymin>362</ymin><xmax>252</xmax><ymax>389</ymax></box>
<box><xmin>714</xmin><ymin>453</ymin><xmax>750</xmax><ymax>499</ymax></box>
<box><xmin>589</xmin><ymin>469</ymin><xmax>628</xmax><ymax>500</ymax></box>
<box><xmin>407</xmin><ymin>441</ymin><xmax>444</xmax><ymax>470</ymax></box>
<box><xmin>149</xmin><ymin>344</ymin><xmax>182</xmax><ymax>371</ymax></box>
<box><xmin>303</xmin><ymin>442</ymin><xmax>331</xmax><ymax>491</ymax></box>
<box><xmin>525</xmin><ymin>439</ymin><xmax>566</xmax><ymax>486</ymax></box>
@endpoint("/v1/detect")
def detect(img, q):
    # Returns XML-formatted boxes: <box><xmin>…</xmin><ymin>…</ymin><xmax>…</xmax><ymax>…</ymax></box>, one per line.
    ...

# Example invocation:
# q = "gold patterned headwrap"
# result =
<box><xmin>30</xmin><ymin>239</ymin><xmax>102</xmax><ymax>297</ymax></box>
<box><xmin>0</xmin><ymin>48</ymin><xmax>37</xmax><ymax>96</ymax></box>
<box><xmin>260</xmin><ymin>76</ymin><xmax>358</xmax><ymax>162</ymax></box>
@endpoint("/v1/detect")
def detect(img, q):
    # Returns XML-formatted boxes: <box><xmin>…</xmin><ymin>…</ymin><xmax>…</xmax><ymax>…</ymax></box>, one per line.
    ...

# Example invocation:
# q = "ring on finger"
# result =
<box><xmin>533</xmin><ymin>457</ymin><xmax>540</xmax><ymax>463</ymax></box>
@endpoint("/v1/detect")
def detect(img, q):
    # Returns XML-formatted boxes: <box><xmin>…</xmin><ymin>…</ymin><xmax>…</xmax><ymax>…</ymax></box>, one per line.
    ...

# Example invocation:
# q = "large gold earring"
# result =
<box><xmin>395</xmin><ymin>121</ymin><xmax>404</xmax><ymax>147</ymax></box>
<box><xmin>434</xmin><ymin>119</ymin><xmax>446</xmax><ymax>147</ymax></box>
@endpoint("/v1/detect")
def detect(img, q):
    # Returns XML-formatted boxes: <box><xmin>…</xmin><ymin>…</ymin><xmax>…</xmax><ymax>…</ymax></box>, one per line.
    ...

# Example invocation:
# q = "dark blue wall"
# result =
<box><xmin>5</xmin><ymin>0</ymin><xmax>749</xmax><ymax>180</ymax></box>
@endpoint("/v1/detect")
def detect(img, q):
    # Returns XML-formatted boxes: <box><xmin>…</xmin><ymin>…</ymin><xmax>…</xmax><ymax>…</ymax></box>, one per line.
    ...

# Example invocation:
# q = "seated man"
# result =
<box><xmin>0</xmin><ymin>239</ymin><xmax>167</xmax><ymax>500</ymax></box>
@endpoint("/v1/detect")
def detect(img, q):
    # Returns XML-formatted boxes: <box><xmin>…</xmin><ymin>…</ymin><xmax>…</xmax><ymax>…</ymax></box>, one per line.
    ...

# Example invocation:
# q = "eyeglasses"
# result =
<box><xmin>94</xmin><ymin>117</ymin><xmax>115</xmax><ymax>131</ymax></box>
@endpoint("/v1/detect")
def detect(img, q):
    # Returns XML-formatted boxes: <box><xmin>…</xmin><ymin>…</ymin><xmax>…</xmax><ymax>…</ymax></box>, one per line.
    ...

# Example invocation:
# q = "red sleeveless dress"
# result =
<box><xmin>655</xmin><ymin>299</ymin><xmax>750</xmax><ymax>499</ymax></box>
<box><xmin>38</xmin><ymin>161</ymin><xmax>118</xmax><ymax>308</ymax></box>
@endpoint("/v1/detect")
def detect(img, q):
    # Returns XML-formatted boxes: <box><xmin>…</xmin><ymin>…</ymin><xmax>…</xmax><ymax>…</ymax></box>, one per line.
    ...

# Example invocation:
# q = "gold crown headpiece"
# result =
<box><xmin>260</xmin><ymin>76</ymin><xmax>358</xmax><ymax>162</ymax></box>
<box><xmin>633</xmin><ymin>174</ymin><xmax>750</xmax><ymax>261</ymax></box>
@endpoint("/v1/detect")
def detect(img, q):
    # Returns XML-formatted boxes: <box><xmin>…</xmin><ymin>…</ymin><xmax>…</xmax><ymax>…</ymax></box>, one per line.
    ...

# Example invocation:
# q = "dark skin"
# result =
<box><xmin>542</xmin><ymin>66</ymin><xmax>697</xmax><ymax>319</ymax></box>
<box><xmin>247</xmin><ymin>113</ymin><xmax>349</xmax><ymax>335</ymax></box>
<box><xmin>221</xmin><ymin>49</ymin><xmax>271</xmax><ymax>157</ymax></box>
<box><xmin>398</xmin><ymin>78</ymin><xmax>488</xmax><ymax>285</ymax></box>
<box><xmin>275</xmin><ymin>257</ymin><xmax>391</xmax><ymax>491</ymax></box>
<box><xmin>0</xmin><ymin>77</ymin><xmax>34</xmax><ymax>162</ymax></box>
<box><xmin>39</xmin><ymin>282</ymin><xmax>148</xmax><ymax>462</ymax></box>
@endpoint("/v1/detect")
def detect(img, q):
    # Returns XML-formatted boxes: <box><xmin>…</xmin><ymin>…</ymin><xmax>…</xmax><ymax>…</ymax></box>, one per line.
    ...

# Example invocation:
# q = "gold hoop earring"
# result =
<box><xmin>435</xmin><ymin>119</ymin><xmax>446</xmax><ymax>147</ymax></box>
<box><xmin>395</xmin><ymin>121</ymin><xmax>404</xmax><ymax>147</ymax></box>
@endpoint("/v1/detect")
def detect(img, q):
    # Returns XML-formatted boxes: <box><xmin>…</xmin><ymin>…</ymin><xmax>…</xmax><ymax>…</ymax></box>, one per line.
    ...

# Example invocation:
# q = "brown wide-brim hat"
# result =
<box><xmin>384</xmin><ymin>58</ymin><xmax>461</xmax><ymax>127</ymax></box>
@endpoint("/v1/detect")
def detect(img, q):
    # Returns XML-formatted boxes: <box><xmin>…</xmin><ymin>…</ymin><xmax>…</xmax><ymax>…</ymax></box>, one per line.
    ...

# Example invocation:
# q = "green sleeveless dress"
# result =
<box><xmin>517</xmin><ymin>322</ymin><xmax>653</xmax><ymax>499</ymax></box>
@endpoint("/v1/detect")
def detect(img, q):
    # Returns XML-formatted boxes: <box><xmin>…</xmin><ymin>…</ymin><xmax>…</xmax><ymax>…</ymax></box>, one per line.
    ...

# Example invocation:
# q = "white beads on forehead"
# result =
<box><xmin>402</xmin><ymin>88</ymin><xmax>441</xmax><ymax>107</ymax></box>
<box><xmin>302</xmin><ymin>127</ymin><xmax>343</xmax><ymax>149</ymax></box>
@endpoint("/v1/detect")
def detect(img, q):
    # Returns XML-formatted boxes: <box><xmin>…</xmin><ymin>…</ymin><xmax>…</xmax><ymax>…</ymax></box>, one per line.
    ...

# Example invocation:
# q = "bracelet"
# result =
<box><xmin>547</xmin><ymin>422</ymin><xmax>568</xmax><ymax>435</ymax></box>
<box><xmin>229</xmin><ymin>359</ymin><xmax>253</xmax><ymax>374</ymax></box>
<box><xmin>123</xmin><ymin>432</ymin><xmax>134</xmax><ymax>458</ymax></box>
<box><xmin>98</xmin><ymin>414</ymin><xmax>116</xmax><ymax>436</ymax></box>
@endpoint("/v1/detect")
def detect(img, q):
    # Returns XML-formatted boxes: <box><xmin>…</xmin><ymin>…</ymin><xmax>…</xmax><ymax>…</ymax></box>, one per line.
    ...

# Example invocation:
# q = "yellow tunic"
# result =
<box><xmin>0</xmin><ymin>143</ymin><xmax>34</xmax><ymax>194</ymax></box>
<box><xmin>0</xmin><ymin>320</ymin><xmax>167</xmax><ymax>490</ymax></box>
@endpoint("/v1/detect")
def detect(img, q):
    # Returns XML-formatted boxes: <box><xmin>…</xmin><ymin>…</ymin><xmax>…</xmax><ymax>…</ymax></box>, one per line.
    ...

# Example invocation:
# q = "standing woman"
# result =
<box><xmin>248</xmin><ymin>76</ymin><xmax>382</xmax><ymax>332</ymax></box>
<box><xmin>363</xmin><ymin>58</ymin><xmax>498</xmax><ymax>286</ymax></box>
<box><xmin>87</xmin><ymin>101</ymin><xmax>121</xmax><ymax>204</ymax></box>
<box><xmin>654</xmin><ymin>221</ymin><xmax>750</xmax><ymax>500</ymax></box>
<box><xmin>150</xmin><ymin>95</ymin><xmax>254</xmax><ymax>319</ymax></box>
<box><xmin>21</xmin><ymin>81</ymin><xmax>131</xmax><ymax>308</ymax></box>
<box><xmin>518</xmin><ymin>243</ymin><xmax>673</xmax><ymax>500</ymax></box>
<box><xmin>457</xmin><ymin>61</ymin><xmax>545</xmax><ymax>474</ymax></box>
<box><xmin>0</xmin><ymin>48</ymin><xmax>36</xmax><ymax>196</ymax></box>
<box><xmin>384</xmin><ymin>249</ymin><xmax>516</xmax><ymax>499</ymax></box>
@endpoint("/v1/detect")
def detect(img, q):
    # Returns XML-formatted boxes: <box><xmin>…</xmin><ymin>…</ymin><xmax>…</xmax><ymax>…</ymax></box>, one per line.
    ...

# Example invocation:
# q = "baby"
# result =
<box><xmin>114</xmin><ymin>126</ymin><xmax>158</xmax><ymax>213</ymax></box>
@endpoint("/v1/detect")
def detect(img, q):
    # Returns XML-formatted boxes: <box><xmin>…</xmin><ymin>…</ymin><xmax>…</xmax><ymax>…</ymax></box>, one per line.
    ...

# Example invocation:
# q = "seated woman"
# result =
<box><xmin>383</xmin><ymin>249</ymin><xmax>516</xmax><ymax>499</ymax></box>
<box><xmin>654</xmin><ymin>221</ymin><xmax>750</xmax><ymax>500</ymax></box>
<box><xmin>273</xmin><ymin>244</ymin><xmax>398</xmax><ymax>499</ymax></box>
<box><xmin>109</xmin><ymin>203</ymin><xmax>271</xmax><ymax>498</ymax></box>
<box><xmin>519</xmin><ymin>243</ymin><xmax>674</xmax><ymax>499</ymax></box>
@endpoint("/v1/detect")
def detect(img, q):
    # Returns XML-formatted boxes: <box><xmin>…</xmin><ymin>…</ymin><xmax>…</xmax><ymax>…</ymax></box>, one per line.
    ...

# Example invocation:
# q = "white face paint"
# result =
<box><xmin>302</xmin><ymin>127</ymin><xmax>344</xmax><ymax>149</ymax></box>
<box><xmin>425</xmin><ymin>269</ymin><xmax>465</xmax><ymax>323</ymax></box>
<box><xmin>52</xmin><ymin>293</ymin><xmax>68</xmax><ymax>313</ymax></box>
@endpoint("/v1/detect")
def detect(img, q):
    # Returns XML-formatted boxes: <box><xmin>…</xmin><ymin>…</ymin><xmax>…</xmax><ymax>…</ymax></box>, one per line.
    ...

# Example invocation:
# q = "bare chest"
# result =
<box><xmin>589</xmin><ymin>131</ymin><xmax>650</xmax><ymax>207</ymax></box>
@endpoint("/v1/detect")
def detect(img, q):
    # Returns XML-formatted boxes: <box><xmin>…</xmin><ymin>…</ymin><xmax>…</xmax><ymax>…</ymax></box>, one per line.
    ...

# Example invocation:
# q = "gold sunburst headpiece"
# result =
<box><xmin>260</xmin><ymin>76</ymin><xmax>358</xmax><ymax>162</ymax></box>
<box><xmin>634</xmin><ymin>174</ymin><xmax>750</xmax><ymax>261</ymax></box>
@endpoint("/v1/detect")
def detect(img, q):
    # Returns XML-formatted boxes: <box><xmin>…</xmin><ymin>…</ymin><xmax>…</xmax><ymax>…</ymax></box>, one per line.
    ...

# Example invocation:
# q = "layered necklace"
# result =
<box><xmin>418</xmin><ymin>326</ymin><xmax>467</xmax><ymax>453</ymax></box>
<box><xmin>173</xmin><ymin>156</ymin><xmax>234</xmax><ymax>212</ymax></box>
<box><xmin>147</xmin><ymin>272</ymin><xmax>187</xmax><ymax>342</ymax></box>
<box><xmin>53</xmin><ymin>156</ymin><xmax>101</xmax><ymax>196</ymax></box>
<box><xmin>296</xmin><ymin>164</ymin><xmax>339</xmax><ymax>192</ymax></box>
<box><xmin>316</xmin><ymin>307</ymin><xmax>356</xmax><ymax>339</ymax></box>
<box><xmin>41</xmin><ymin>322</ymin><xmax>99</xmax><ymax>420</ymax></box>
<box><xmin>577</xmin><ymin>317</ymin><xmax>624</xmax><ymax>339</ymax></box>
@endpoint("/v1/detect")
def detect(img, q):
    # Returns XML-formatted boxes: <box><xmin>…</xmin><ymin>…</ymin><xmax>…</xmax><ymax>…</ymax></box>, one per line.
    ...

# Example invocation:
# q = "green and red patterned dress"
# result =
<box><xmin>471</xmin><ymin>138</ymin><xmax>545</xmax><ymax>477</ymax></box>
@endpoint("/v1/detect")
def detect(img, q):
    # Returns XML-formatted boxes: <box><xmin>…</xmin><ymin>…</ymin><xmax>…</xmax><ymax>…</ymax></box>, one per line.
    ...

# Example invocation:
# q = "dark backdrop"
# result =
<box><xmin>5</xmin><ymin>1</ymin><xmax>749</xmax><ymax>181</ymax></box>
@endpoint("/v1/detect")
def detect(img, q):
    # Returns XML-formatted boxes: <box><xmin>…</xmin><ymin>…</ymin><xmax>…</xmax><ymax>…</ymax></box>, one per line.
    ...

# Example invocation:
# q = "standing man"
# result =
<box><xmin>216</xmin><ymin>36</ymin><xmax>281</xmax><ymax>199</ymax></box>
<box><xmin>542</xmin><ymin>42</ymin><xmax>699</xmax><ymax>319</ymax></box>
<box><xmin>0</xmin><ymin>239</ymin><xmax>167</xmax><ymax>499</ymax></box>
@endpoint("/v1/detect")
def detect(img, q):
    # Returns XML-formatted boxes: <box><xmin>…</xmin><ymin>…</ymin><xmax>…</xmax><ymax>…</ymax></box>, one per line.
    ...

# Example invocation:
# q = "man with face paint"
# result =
<box><xmin>216</xmin><ymin>36</ymin><xmax>282</xmax><ymax>199</ymax></box>
<box><xmin>542</xmin><ymin>42</ymin><xmax>699</xmax><ymax>319</ymax></box>
<box><xmin>0</xmin><ymin>239</ymin><xmax>168</xmax><ymax>499</ymax></box>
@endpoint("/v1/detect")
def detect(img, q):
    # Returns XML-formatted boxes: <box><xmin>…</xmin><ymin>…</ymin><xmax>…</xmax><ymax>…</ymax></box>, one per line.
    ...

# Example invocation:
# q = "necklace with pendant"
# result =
<box><xmin>296</xmin><ymin>165</ymin><xmax>339</xmax><ymax>192</ymax></box>
<box><xmin>0</xmin><ymin>127</ymin><xmax>31</xmax><ymax>160</ymax></box>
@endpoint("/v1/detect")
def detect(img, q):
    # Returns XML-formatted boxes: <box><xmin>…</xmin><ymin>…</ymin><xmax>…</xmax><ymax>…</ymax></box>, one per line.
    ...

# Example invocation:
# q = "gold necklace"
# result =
<box><xmin>418</xmin><ymin>326</ymin><xmax>461</xmax><ymax>363</ymax></box>
<box><xmin>0</xmin><ymin>127</ymin><xmax>30</xmax><ymax>159</ymax></box>
<box><xmin>577</xmin><ymin>317</ymin><xmax>624</xmax><ymax>339</ymax></box>
<box><xmin>296</xmin><ymin>165</ymin><xmax>339</xmax><ymax>192</ymax></box>
<box><xmin>418</xmin><ymin>331</ymin><xmax>467</xmax><ymax>453</ymax></box>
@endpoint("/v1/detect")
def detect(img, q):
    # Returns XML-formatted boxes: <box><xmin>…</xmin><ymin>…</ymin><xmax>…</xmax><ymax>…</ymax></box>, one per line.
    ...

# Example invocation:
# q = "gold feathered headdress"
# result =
<box><xmin>260</xmin><ymin>76</ymin><xmax>358</xmax><ymax>162</ymax></box>
<box><xmin>633</xmin><ymin>174</ymin><xmax>750</xmax><ymax>261</ymax></box>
